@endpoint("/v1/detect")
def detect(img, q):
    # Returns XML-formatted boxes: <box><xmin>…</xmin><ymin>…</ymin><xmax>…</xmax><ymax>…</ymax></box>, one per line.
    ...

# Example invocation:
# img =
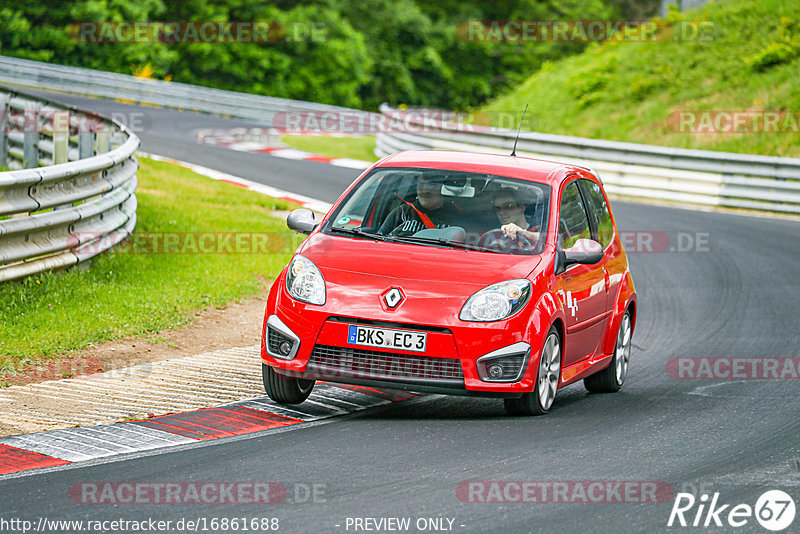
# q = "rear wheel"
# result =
<box><xmin>504</xmin><ymin>327</ymin><xmax>561</xmax><ymax>416</ymax></box>
<box><xmin>584</xmin><ymin>310</ymin><xmax>632</xmax><ymax>393</ymax></box>
<box><xmin>262</xmin><ymin>364</ymin><xmax>315</xmax><ymax>404</ymax></box>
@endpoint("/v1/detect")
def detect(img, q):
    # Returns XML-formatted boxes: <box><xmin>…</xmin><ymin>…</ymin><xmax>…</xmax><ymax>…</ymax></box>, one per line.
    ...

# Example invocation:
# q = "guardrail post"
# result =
<box><xmin>50</xmin><ymin>110</ymin><xmax>72</xmax><ymax>212</ymax></box>
<box><xmin>78</xmin><ymin>130</ymin><xmax>95</xmax><ymax>159</ymax></box>
<box><xmin>96</xmin><ymin>128</ymin><xmax>110</xmax><ymax>154</ymax></box>
<box><xmin>52</xmin><ymin>110</ymin><xmax>70</xmax><ymax>164</ymax></box>
<box><xmin>23</xmin><ymin>101</ymin><xmax>41</xmax><ymax>169</ymax></box>
<box><xmin>0</xmin><ymin>93</ymin><xmax>9</xmax><ymax>167</ymax></box>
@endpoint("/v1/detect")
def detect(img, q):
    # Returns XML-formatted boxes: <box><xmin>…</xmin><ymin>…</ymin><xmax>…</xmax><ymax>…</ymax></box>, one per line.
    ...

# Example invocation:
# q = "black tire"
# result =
<box><xmin>262</xmin><ymin>364</ymin><xmax>315</xmax><ymax>404</ymax></box>
<box><xmin>584</xmin><ymin>310</ymin><xmax>632</xmax><ymax>393</ymax></box>
<box><xmin>504</xmin><ymin>327</ymin><xmax>561</xmax><ymax>416</ymax></box>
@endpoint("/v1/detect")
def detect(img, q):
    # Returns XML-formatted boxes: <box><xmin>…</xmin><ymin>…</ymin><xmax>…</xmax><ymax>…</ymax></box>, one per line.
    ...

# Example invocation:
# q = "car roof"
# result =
<box><xmin>376</xmin><ymin>150</ymin><xmax>594</xmax><ymax>186</ymax></box>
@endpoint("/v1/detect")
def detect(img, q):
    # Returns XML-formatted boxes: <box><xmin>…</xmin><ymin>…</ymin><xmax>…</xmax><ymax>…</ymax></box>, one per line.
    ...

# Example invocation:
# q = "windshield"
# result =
<box><xmin>325</xmin><ymin>167</ymin><xmax>551</xmax><ymax>255</ymax></box>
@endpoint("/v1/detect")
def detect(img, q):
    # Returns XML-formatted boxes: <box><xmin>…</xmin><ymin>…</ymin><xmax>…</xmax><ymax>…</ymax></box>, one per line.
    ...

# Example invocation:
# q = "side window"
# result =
<box><xmin>344</xmin><ymin>175</ymin><xmax>383</xmax><ymax>226</ymax></box>
<box><xmin>558</xmin><ymin>181</ymin><xmax>591</xmax><ymax>249</ymax></box>
<box><xmin>580</xmin><ymin>179</ymin><xmax>614</xmax><ymax>248</ymax></box>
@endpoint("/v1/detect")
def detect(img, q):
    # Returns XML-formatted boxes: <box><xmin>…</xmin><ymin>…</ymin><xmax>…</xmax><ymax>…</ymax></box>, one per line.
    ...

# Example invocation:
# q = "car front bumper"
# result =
<box><xmin>262</xmin><ymin>295</ymin><xmax>545</xmax><ymax>396</ymax></box>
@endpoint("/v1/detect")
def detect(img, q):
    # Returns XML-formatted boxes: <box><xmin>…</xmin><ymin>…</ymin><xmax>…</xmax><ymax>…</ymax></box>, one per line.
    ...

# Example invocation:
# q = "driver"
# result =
<box><xmin>488</xmin><ymin>188</ymin><xmax>541</xmax><ymax>247</ymax></box>
<box><xmin>379</xmin><ymin>173</ymin><xmax>459</xmax><ymax>236</ymax></box>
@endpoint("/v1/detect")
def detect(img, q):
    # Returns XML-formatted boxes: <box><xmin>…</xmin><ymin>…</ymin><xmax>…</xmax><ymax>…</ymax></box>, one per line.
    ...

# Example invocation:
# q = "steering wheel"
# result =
<box><xmin>479</xmin><ymin>229</ymin><xmax>535</xmax><ymax>252</ymax></box>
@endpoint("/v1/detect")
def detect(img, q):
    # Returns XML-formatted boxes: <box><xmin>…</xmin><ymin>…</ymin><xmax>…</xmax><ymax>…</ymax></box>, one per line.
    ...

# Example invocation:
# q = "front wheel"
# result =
<box><xmin>262</xmin><ymin>364</ymin><xmax>315</xmax><ymax>404</ymax></box>
<box><xmin>584</xmin><ymin>310</ymin><xmax>632</xmax><ymax>393</ymax></box>
<box><xmin>504</xmin><ymin>327</ymin><xmax>561</xmax><ymax>416</ymax></box>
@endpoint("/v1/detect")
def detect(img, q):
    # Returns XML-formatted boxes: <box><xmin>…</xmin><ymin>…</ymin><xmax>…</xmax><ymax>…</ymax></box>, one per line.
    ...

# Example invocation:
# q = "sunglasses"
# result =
<box><xmin>493</xmin><ymin>202</ymin><xmax>520</xmax><ymax>211</ymax></box>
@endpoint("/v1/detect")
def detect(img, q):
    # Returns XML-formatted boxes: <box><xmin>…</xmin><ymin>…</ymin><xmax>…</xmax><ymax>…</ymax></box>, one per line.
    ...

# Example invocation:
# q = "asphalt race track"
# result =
<box><xmin>2</xmin><ymin>94</ymin><xmax>799</xmax><ymax>533</ymax></box>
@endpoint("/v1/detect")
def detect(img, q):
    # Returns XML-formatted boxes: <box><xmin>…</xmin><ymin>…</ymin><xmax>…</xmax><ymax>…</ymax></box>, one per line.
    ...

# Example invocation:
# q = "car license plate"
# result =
<box><xmin>347</xmin><ymin>325</ymin><xmax>427</xmax><ymax>352</ymax></box>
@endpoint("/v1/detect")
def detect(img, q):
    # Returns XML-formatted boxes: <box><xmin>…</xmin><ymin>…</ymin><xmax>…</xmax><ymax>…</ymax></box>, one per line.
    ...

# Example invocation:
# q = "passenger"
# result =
<box><xmin>379</xmin><ymin>173</ymin><xmax>459</xmax><ymax>236</ymax></box>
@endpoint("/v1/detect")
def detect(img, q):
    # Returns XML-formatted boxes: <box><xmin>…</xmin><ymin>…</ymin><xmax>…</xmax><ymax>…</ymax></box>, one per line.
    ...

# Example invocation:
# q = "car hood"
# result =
<box><xmin>295</xmin><ymin>233</ymin><xmax>541</xmax><ymax>325</ymax></box>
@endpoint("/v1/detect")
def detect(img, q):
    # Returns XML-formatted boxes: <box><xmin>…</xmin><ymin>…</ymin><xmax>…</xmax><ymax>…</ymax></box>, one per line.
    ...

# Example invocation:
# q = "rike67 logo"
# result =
<box><xmin>668</xmin><ymin>490</ymin><xmax>796</xmax><ymax>531</ymax></box>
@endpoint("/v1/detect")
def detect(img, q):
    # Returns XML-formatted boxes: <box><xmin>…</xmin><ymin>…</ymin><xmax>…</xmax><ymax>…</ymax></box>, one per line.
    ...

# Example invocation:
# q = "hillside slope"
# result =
<box><xmin>482</xmin><ymin>0</ymin><xmax>800</xmax><ymax>157</ymax></box>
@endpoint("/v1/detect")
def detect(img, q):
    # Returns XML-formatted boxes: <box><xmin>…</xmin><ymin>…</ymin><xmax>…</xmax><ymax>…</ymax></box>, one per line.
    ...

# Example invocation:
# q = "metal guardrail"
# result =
<box><xmin>0</xmin><ymin>55</ymin><xmax>352</xmax><ymax>124</ymax></box>
<box><xmin>375</xmin><ymin>105</ymin><xmax>800</xmax><ymax>215</ymax></box>
<box><xmin>0</xmin><ymin>86</ymin><xmax>138</xmax><ymax>282</ymax></box>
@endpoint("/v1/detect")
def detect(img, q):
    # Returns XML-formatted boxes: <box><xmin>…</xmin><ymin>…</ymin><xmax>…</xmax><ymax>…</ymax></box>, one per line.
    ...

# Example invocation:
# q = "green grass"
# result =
<box><xmin>482</xmin><ymin>0</ymin><xmax>800</xmax><ymax>157</ymax></box>
<box><xmin>0</xmin><ymin>157</ymin><xmax>302</xmax><ymax>375</ymax></box>
<box><xmin>281</xmin><ymin>135</ymin><xmax>378</xmax><ymax>162</ymax></box>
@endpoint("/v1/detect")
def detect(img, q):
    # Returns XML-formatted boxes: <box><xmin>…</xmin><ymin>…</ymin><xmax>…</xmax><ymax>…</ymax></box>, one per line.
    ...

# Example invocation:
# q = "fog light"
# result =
<box><xmin>476</xmin><ymin>342</ymin><xmax>530</xmax><ymax>382</ymax></box>
<box><xmin>488</xmin><ymin>364</ymin><xmax>504</xmax><ymax>380</ymax></box>
<box><xmin>279</xmin><ymin>341</ymin><xmax>292</xmax><ymax>356</ymax></box>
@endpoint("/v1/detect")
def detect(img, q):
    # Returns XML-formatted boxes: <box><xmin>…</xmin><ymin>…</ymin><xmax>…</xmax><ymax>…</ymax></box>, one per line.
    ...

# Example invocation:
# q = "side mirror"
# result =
<box><xmin>556</xmin><ymin>238</ymin><xmax>603</xmax><ymax>274</ymax></box>
<box><xmin>287</xmin><ymin>209</ymin><xmax>318</xmax><ymax>235</ymax></box>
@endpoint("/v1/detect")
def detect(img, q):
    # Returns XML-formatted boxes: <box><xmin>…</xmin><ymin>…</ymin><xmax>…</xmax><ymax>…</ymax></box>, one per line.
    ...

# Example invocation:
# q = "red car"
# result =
<box><xmin>261</xmin><ymin>150</ymin><xmax>636</xmax><ymax>415</ymax></box>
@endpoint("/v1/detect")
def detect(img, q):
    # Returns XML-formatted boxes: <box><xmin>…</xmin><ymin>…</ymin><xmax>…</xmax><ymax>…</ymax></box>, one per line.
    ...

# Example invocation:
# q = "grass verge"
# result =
<box><xmin>0</xmin><ymin>156</ymin><xmax>301</xmax><ymax>375</ymax></box>
<box><xmin>281</xmin><ymin>134</ymin><xmax>377</xmax><ymax>162</ymax></box>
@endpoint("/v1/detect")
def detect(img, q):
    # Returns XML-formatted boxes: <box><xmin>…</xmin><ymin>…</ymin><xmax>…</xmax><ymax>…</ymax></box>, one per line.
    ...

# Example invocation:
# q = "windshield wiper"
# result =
<box><xmin>329</xmin><ymin>226</ymin><xmax>393</xmax><ymax>242</ymax></box>
<box><xmin>390</xmin><ymin>235</ymin><xmax>503</xmax><ymax>253</ymax></box>
<box><xmin>330</xmin><ymin>227</ymin><xmax>527</xmax><ymax>254</ymax></box>
<box><xmin>329</xmin><ymin>229</ymin><xmax>446</xmax><ymax>249</ymax></box>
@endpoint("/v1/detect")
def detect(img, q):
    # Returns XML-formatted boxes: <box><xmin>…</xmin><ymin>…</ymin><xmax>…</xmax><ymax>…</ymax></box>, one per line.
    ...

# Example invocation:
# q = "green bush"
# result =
<box><xmin>626</xmin><ymin>75</ymin><xmax>662</xmax><ymax>100</ymax></box>
<box><xmin>746</xmin><ymin>42</ymin><xmax>797</xmax><ymax>71</ymax></box>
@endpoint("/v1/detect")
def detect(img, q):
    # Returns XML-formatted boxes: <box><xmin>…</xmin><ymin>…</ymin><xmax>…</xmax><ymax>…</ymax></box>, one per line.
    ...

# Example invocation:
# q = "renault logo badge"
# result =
<box><xmin>383</xmin><ymin>288</ymin><xmax>404</xmax><ymax>309</ymax></box>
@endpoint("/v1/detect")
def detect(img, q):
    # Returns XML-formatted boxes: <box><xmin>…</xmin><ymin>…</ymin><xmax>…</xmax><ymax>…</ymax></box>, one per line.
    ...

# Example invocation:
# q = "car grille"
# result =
<box><xmin>307</xmin><ymin>344</ymin><xmax>464</xmax><ymax>381</ymax></box>
<box><xmin>267</xmin><ymin>327</ymin><xmax>294</xmax><ymax>354</ymax></box>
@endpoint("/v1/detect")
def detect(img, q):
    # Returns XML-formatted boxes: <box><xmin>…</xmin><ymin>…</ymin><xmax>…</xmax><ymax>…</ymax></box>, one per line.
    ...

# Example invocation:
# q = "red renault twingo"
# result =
<box><xmin>261</xmin><ymin>150</ymin><xmax>636</xmax><ymax>415</ymax></box>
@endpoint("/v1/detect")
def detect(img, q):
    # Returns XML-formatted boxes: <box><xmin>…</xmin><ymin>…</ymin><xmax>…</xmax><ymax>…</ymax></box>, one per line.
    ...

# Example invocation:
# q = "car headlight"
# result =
<box><xmin>286</xmin><ymin>255</ymin><xmax>326</xmax><ymax>305</ymax></box>
<box><xmin>460</xmin><ymin>279</ymin><xmax>531</xmax><ymax>322</ymax></box>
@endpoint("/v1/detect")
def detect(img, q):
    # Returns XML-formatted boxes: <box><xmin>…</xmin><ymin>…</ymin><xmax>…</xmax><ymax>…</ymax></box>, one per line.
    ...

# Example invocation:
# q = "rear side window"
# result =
<box><xmin>558</xmin><ymin>181</ymin><xmax>591</xmax><ymax>248</ymax></box>
<box><xmin>580</xmin><ymin>179</ymin><xmax>614</xmax><ymax>248</ymax></box>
